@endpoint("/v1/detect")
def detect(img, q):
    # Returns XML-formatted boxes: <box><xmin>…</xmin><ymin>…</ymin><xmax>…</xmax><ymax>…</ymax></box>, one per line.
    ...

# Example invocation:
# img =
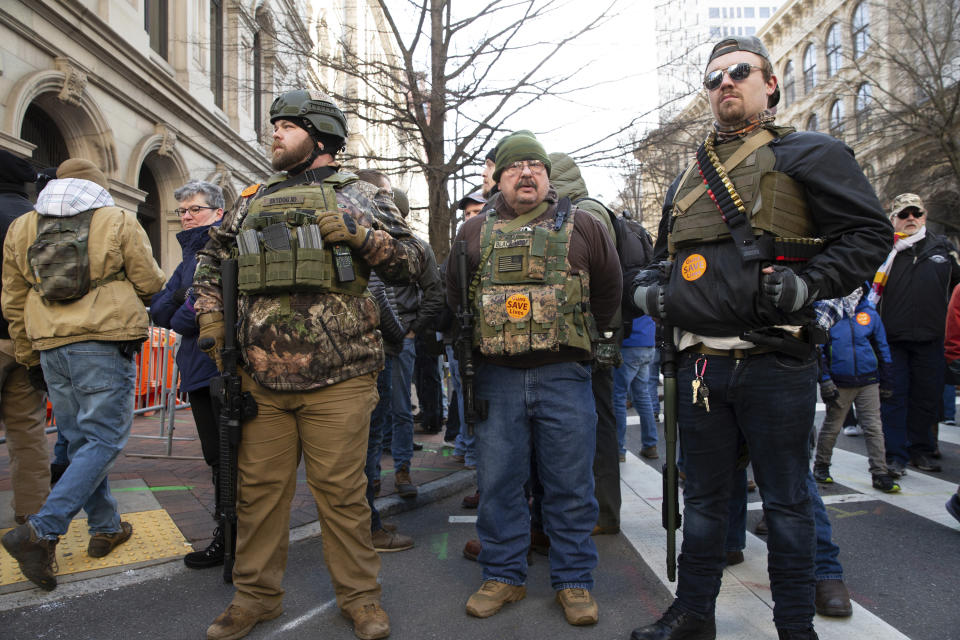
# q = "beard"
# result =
<box><xmin>271</xmin><ymin>136</ymin><xmax>316</xmax><ymax>172</ymax></box>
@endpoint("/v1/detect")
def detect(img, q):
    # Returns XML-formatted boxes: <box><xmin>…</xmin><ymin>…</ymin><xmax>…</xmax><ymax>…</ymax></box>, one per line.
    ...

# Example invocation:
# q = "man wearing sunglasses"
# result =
<box><xmin>628</xmin><ymin>36</ymin><xmax>891</xmax><ymax>640</ymax></box>
<box><xmin>874</xmin><ymin>193</ymin><xmax>960</xmax><ymax>476</ymax></box>
<box><xmin>446</xmin><ymin>130</ymin><xmax>621</xmax><ymax>626</ymax></box>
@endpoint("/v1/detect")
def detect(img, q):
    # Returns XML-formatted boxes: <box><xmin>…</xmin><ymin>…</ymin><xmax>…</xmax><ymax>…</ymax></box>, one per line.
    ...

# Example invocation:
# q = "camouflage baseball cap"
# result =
<box><xmin>890</xmin><ymin>193</ymin><xmax>926</xmax><ymax>216</ymax></box>
<box><xmin>707</xmin><ymin>36</ymin><xmax>780</xmax><ymax>108</ymax></box>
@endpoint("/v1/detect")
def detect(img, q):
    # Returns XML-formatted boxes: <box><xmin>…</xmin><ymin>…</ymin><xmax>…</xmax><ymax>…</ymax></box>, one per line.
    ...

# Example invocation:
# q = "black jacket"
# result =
<box><xmin>393</xmin><ymin>237</ymin><xmax>444</xmax><ymax>336</ymax></box>
<box><xmin>878</xmin><ymin>231</ymin><xmax>960</xmax><ymax>343</ymax></box>
<box><xmin>653</xmin><ymin>129</ymin><xmax>892</xmax><ymax>336</ymax></box>
<box><xmin>0</xmin><ymin>190</ymin><xmax>34</xmax><ymax>339</ymax></box>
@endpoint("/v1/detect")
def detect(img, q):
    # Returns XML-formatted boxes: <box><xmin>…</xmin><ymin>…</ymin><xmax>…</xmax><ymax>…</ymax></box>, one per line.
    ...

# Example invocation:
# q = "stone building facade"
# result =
<box><xmin>0</xmin><ymin>0</ymin><xmax>427</xmax><ymax>273</ymax></box>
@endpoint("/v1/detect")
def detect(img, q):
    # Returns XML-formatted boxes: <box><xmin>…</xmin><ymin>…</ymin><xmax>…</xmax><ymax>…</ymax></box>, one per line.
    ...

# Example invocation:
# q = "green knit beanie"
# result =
<box><xmin>493</xmin><ymin>130</ymin><xmax>551</xmax><ymax>182</ymax></box>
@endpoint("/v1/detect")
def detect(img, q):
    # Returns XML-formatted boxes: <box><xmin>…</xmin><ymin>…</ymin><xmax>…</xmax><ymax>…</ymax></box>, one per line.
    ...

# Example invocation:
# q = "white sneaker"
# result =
<box><xmin>842</xmin><ymin>425</ymin><xmax>862</xmax><ymax>437</ymax></box>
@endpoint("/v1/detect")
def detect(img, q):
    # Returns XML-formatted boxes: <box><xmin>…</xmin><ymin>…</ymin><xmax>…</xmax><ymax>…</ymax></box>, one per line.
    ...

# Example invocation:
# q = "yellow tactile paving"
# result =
<box><xmin>0</xmin><ymin>509</ymin><xmax>189</xmax><ymax>587</ymax></box>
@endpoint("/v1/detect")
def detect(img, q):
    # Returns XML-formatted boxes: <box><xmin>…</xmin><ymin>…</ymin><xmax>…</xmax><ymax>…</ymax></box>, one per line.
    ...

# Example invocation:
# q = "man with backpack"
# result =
<box><xmin>1</xmin><ymin>158</ymin><xmax>165</xmax><ymax>591</ymax></box>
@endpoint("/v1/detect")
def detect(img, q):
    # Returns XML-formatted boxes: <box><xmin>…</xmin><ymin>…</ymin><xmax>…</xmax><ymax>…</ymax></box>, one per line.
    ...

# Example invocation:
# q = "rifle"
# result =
<box><xmin>202</xmin><ymin>259</ymin><xmax>258</xmax><ymax>583</ymax></box>
<box><xmin>454</xmin><ymin>240</ymin><xmax>488</xmax><ymax>433</ymax></box>
<box><xmin>660</xmin><ymin>317</ymin><xmax>681</xmax><ymax>582</ymax></box>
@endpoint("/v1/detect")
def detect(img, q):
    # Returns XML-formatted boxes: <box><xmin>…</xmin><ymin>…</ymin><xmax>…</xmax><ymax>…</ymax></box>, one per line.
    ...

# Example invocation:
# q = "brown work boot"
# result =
<box><xmin>206</xmin><ymin>603</ymin><xmax>283</xmax><ymax>640</ymax></box>
<box><xmin>1</xmin><ymin>522</ymin><xmax>58</xmax><ymax>591</ymax></box>
<box><xmin>465</xmin><ymin>580</ymin><xmax>526</xmax><ymax>618</ymax></box>
<box><xmin>463</xmin><ymin>539</ymin><xmax>482</xmax><ymax>561</ymax></box>
<box><xmin>640</xmin><ymin>446</ymin><xmax>659</xmax><ymax>459</ymax></box>
<box><xmin>394</xmin><ymin>466</ymin><xmax>418</xmax><ymax>498</ymax></box>
<box><xmin>87</xmin><ymin>521</ymin><xmax>133</xmax><ymax>558</ymax></box>
<box><xmin>371</xmin><ymin>527</ymin><xmax>414</xmax><ymax>552</ymax></box>
<box><xmin>556</xmin><ymin>588</ymin><xmax>599</xmax><ymax>625</ymax></box>
<box><xmin>341</xmin><ymin>602</ymin><xmax>390</xmax><ymax>640</ymax></box>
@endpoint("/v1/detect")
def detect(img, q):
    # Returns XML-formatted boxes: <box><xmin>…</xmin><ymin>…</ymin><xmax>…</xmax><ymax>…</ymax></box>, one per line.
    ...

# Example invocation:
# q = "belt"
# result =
<box><xmin>684</xmin><ymin>344</ymin><xmax>776</xmax><ymax>358</ymax></box>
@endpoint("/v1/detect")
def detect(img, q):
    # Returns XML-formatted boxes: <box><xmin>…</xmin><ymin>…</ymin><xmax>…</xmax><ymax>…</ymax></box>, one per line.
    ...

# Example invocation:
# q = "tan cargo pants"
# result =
<box><xmin>0</xmin><ymin>339</ymin><xmax>50</xmax><ymax>519</ymax></box>
<box><xmin>230</xmin><ymin>370</ymin><xmax>381</xmax><ymax>613</ymax></box>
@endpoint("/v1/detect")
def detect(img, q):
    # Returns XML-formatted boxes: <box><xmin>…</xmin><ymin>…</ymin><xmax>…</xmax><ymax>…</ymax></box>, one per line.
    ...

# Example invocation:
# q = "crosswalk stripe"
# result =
<box><xmin>619</xmin><ymin>449</ymin><xmax>914</xmax><ymax>638</ymax></box>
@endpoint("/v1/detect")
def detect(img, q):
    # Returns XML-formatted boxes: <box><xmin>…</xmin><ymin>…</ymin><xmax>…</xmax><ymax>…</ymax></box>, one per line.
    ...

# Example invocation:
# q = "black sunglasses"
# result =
<box><xmin>703</xmin><ymin>62</ymin><xmax>761</xmax><ymax>90</ymax></box>
<box><xmin>896</xmin><ymin>209</ymin><xmax>925</xmax><ymax>219</ymax></box>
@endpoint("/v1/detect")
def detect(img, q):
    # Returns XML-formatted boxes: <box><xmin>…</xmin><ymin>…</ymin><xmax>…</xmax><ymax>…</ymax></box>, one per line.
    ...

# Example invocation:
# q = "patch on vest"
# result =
<box><xmin>498</xmin><ymin>255</ymin><xmax>523</xmax><ymax>272</ymax></box>
<box><xmin>506</xmin><ymin>293</ymin><xmax>531</xmax><ymax>320</ymax></box>
<box><xmin>681</xmin><ymin>253</ymin><xmax>707</xmax><ymax>281</ymax></box>
<box><xmin>856</xmin><ymin>312</ymin><xmax>871</xmax><ymax>326</ymax></box>
<box><xmin>261</xmin><ymin>196</ymin><xmax>305</xmax><ymax>206</ymax></box>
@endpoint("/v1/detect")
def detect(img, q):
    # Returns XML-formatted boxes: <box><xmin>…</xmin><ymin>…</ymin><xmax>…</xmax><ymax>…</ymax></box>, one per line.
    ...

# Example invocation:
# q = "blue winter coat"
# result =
<box><xmin>821</xmin><ymin>299</ymin><xmax>893</xmax><ymax>389</ymax></box>
<box><xmin>149</xmin><ymin>223</ymin><xmax>220</xmax><ymax>392</ymax></box>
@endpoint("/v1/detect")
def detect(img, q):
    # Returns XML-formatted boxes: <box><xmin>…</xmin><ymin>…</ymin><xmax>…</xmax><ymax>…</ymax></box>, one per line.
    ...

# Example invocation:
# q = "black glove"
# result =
<box><xmin>819</xmin><ymin>379</ymin><xmax>839</xmax><ymax>404</ymax></box>
<box><xmin>172</xmin><ymin>287</ymin><xmax>189</xmax><ymax>306</ymax></box>
<box><xmin>27</xmin><ymin>365</ymin><xmax>47</xmax><ymax>392</ymax></box>
<box><xmin>879</xmin><ymin>387</ymin><xmax>893</xmax><ymax>400</ymax></box>
<box><xmin>762</xmin><ymin>266</ymin><xmax>811</xmax><ymax>313</ymax></box>
<box><xmin>630</xmin><ymin>261</ymin><xmax>672</xmax><ymax>320</ymax></box>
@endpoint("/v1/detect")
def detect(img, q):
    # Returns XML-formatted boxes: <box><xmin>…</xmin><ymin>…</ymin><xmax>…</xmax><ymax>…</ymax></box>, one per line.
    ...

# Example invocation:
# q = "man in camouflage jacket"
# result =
<box><xmin>194</xmin><ymin>91</ymin><xmax>424</xmax><ymax>640</ymax></box>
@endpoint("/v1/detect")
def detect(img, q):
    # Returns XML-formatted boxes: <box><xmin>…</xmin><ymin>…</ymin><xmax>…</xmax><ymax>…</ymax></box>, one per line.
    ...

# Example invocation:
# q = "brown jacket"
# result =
<box><xmin>2</xmin><ymin>205</ymin><xmax>165</xmax><ymax>366</ymax></box>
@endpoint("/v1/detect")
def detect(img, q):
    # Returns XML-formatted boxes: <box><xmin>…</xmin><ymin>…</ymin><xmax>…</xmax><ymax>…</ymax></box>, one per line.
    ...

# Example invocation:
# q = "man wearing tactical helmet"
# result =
<box><xmin>194</xmin><ymin>89</ymin><xmax>425</xmax><ymax>640</ymax></box>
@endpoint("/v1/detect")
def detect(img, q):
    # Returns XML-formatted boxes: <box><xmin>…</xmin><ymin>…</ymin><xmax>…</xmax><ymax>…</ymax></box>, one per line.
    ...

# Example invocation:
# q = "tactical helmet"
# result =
<box><xmin>269</xmin><ymin>90</ymin><xmax>348</xmax><ymax>140</ymax></box>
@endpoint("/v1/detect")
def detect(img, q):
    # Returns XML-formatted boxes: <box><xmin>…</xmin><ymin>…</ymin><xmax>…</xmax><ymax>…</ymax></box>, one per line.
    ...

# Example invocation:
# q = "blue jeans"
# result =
<box><xmin>365</xmin><ymin>359</ymin><xmax>393</xmax><ymax>532</ymax></box>
<box><xmin>943</xmin><ymin>384</ymin><xmax>956</xmax><ymax>421</ymax></box>
<box><xmin>724</xmin><ymin>467</ymin><xmax>842</xmax><ymax>581</ymax></box>
<box><xmin>882</xmin><ymin>340</ymin><xmax>943</xmax><ymax>462</ymax></box>
<box><xmin>446</xmin><ymin>345</ymin><xmax>477</xmax><ymax>466</ymax></box>
<box><xmin>647</xmin><ymin>349</ymin><xmax>661</xmax><ymax>416</ymax></box>
<box><xmin>614</xmin><ymin>345</ymin><xmax>658</xmax><ymax>452</ymax></box>
<box><xmin>390</xmin><ymin>337</ymin><xmax>416</xmax><ymax>470</ymax></box>
<box><xmin>53</xmin><ymin>429</ymin><xmax>70</xmax><ymax>466</ymax></box>
<box><xmin>31</xmin><ymin>342</ymin><xmax>136</xmax><ymax>538</ymax></box>
<box><xmin>676</xmin><ymin>351</ymin><xmax>816</xmax><ymax>630</ymax></box>
<box><xmin>475</xmin><ymin>361</ymin><xmax>598</xmax><ymax>590</ymax></box>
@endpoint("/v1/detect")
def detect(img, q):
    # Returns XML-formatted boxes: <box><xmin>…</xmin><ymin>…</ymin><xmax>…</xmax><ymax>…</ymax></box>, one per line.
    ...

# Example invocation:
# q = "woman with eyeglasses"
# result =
<box><xmin>872</xmin><ymin>192</ymin><xmax>960</xmax><ymax>477</ymax></box>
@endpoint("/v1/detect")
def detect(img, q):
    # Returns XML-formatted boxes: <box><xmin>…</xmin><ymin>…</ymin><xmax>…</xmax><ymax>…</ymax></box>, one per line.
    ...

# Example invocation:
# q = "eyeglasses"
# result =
<box><xmin>503</xmin><ymin>160</ymin><xmax>547</xmax><ymax>176</ymax></box>
<box><xmin>174</xmin><ymin>205</ymin><xmax>216</xmax><ymax>217</ymax></box>
<box><xmin>703</xmin><ymin>62</ymin><xmax>762</xmax><ymax>90</ymax></box>
<box><xmin>895</xmin><ymin>208</ymin><xmax>925</xmax><ymax>219</ymax></box>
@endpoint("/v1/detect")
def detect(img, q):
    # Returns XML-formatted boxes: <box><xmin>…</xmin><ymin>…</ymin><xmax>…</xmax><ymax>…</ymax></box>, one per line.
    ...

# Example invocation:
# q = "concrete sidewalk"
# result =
<box><xmin>0</xmin><ymin>408</ymin><xmax>476</xmax><ymax>596</ymax></box>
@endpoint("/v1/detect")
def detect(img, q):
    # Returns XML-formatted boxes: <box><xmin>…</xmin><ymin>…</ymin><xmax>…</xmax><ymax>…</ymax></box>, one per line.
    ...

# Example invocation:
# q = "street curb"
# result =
<box><xmin>0</xmin><ymin>469</ymin><xmax>477</xmax><ymax>611</ymax></box>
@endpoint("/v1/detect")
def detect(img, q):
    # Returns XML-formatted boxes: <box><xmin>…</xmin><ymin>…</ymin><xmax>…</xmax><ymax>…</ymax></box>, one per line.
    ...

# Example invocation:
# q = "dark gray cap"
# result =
<box><xmin>707</xmin><ymin>36</ymin><xmax>780</xmax><ymax>107</ymax></box>
<box><xmin>458</xmin><ymin>191</ymin><xmax>486</xmax><ymax>210</ymax></box>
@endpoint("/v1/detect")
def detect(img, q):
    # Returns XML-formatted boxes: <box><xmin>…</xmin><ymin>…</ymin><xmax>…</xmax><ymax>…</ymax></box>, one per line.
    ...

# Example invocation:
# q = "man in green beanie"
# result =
<box><xmin>446</xmin><ymin>130</ymin><xmax>621</xmax><ymax>626</ymax></box>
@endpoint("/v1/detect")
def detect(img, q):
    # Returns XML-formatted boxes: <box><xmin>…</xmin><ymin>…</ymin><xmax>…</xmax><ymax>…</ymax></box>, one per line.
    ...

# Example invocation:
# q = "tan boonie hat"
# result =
<box><xmin>890</xmin><ymin>193</ymin><xmax>926</xmax><ymax>216</ymax></box>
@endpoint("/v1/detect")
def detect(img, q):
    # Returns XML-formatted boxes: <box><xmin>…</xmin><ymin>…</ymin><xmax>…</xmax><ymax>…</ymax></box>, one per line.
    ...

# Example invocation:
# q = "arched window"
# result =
<box><xmin>829</xmin><ymin>99</ymin><xmax>845</xmax><ymax>136</ymax></box>
<box><xmin>806</xmin><ymin>113</ymin><xmax>819</xmax><ymax>131</ymax></box>
<box><xmin>803</xmin><ymin>44</ymin><xmax>817</xmax><ymax>93</ymax></box>
<box><xmin>856</xmin><ymin>83</ymin><xmax>873</xmax><ymax>138</ymax></box>
<box><xmin>826</xmin><ymin>24</ymin><xmax>842</xmax><ymax>76</ymax></box>
<box><xmin>782</xmin><ymin>60</ymin><xmax>795</xmax><ymax>107</ymax></box>
<box><xmin>852</xmin><ymin>2</ymin><xmax>870</xmax><ymax>59</ymax></box>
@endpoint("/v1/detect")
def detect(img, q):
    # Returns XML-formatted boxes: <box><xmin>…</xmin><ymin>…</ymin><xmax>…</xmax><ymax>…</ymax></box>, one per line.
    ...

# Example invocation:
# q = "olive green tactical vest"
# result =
<box><xmin>473</xmin><ymin>209</ymin><xmax>595</xmax><ymax>356</ymax></box>
<box><xmin>668</xmin><ymin>126</ymin><xmax>815</xmax><ymax>255</ymax></box>
<box><xmin>237</xmin><ymin>173</ymin><xmax>369</xmax><ymax>296</ymax></box>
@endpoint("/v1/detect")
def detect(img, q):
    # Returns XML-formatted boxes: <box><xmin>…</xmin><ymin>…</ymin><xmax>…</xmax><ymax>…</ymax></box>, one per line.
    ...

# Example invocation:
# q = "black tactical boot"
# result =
<box><xmin>184</xmin><ymin>525</ymin><xmax>225</xmax><ymax>569</ymax></box>
<box><xmin>777</xmin><ymin>628</ymin><xmax>819</xmax><ymax>640</ymax></box>
<box><xmin>630</xmin><ymin>602</ymin><xmax>716</xmax><ymax>640</ymax></box>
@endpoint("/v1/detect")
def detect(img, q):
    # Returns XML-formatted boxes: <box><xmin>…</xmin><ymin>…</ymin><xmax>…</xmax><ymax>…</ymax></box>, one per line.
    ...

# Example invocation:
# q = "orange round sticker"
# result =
<box><xmin>506</xmin><ymin>293</ymin><xmax>531</xmax><ymax>320</ymax></box>
<box><xmin>681</xmin><ymin>254</ymin><xmax>707</xmax><ymax>281</ymax></box>
<box><xmin>856</xmin><ymin>312</ymin><xmax>871</xmax><ymax>326</ymax></box>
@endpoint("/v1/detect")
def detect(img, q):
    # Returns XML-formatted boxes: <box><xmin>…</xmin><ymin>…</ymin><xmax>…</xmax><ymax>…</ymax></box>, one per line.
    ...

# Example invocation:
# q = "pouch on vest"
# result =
<box><xmin>27</xmin><ymin>210</ymin><xmax>96</xmax><ymax>301</ymax></box>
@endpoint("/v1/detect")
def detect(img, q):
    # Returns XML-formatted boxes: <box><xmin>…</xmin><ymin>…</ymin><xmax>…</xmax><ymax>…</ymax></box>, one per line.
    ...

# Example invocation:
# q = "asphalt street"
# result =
<box><xmin>1</xmin><ymin>403</ymin><xmax>958</xmax><ymax>640</ymax></box>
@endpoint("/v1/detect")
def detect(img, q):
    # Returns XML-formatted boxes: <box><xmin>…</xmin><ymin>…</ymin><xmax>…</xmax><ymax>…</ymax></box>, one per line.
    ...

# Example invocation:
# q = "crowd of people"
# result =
<box><xmin>0</xmin><ymin>32</ymin><xmax>958</xmax><ymax>640</ymax></box>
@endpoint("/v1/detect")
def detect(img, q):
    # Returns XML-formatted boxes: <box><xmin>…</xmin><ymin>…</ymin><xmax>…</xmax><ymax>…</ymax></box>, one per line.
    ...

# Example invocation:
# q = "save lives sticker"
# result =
<box><xmin>856</xmin><ymin>312</ymin><xmax>871</xmax><ymax>326</ymax></box>
<box><xmin>681</xmin><ymin>254</ymin><xmax>707</xmax><ymax>281</ymax></box>
<box><xmin>506</xmin><ymin>293</ymin><xmax>531</xmax><ymax>320</ymax></box>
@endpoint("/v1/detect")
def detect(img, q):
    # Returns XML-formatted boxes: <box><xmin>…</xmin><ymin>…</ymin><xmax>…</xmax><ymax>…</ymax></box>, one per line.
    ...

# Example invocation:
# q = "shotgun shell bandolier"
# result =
<box><xmin>235</xmin><ymin>173</ymin><xmax>368</xmax><ymax>297</ymax></box>
<box><xmin>669</xmin><ymin>125</ymin><xmax>822</xmax><ymax>263</ymax></box>
<box><xmin>473</xmin><ymin>206</ymin><xmax>596</xmax><ymax>356</ymax></box>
